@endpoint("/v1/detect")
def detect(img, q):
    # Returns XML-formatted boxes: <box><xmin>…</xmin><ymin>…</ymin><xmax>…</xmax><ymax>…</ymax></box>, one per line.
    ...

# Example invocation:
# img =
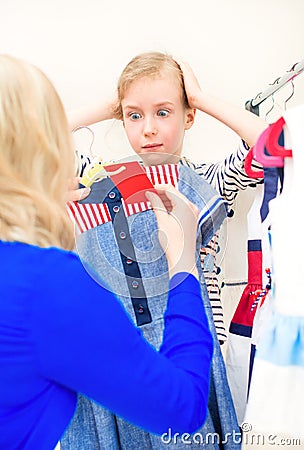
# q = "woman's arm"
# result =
<box><xmin>32</xmin><ymin>263</ymin><xmax>212</xmax><ymax>435</ymax></box>
<box><xmin>32</xmin><ymin>187</ymin><xmax>212</xmax><ymax>435</ymax></box>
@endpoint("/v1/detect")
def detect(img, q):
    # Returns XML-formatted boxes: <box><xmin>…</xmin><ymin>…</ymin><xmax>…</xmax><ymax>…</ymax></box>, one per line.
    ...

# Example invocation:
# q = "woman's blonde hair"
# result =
<box><xmin>112</xmin><ymin>51</ymin><xmax>189</xmax><ymax>119</ymax></box>
<box><xmin>0</xmin><ymin>55</ymin><xmax>75</xmax><ymax>250</ymax></box>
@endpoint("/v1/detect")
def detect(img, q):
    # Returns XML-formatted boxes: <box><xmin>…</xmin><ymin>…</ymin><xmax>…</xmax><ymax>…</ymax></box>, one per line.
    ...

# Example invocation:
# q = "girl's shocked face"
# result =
<box><xmin>121</xmin><ymin>72</ymin><xmax>195</xmax><ymax>165</ymax></box>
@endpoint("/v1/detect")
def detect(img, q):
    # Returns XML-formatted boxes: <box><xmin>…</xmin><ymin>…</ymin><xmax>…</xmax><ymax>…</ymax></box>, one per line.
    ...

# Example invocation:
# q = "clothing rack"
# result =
<box><xmin>248</xmin><ymin>58</ymin><xmax>304</xmax><ymax>108</ymax></box>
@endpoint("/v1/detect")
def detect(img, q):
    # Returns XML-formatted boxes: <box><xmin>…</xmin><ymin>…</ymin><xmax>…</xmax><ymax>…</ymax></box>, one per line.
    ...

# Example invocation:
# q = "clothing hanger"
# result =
<box><xmin>264</xmin><ymin>95</ymin><xmax>275</xmax><ymax>124</ymax></box>
<box><xmin>72</xmin><ymin>126</ymin><xmax>126</xmax><ymax>187</ymax></box>
<box><xmin>265</xmin><ymin>81</ymin><xmax>294</xmax><ymax>158</ymax></box>
<box><xmin>80</xmin><ymin>161</ymin><xmax>126</xmax><ymax>187</ymax></box>
<box><xmin>283</xmin><ymin>79</ymin><xmax>295</xmax><ymax>110</ymax></box>
<box><xmin>243</xmin><ymin>96</ymin><xmax>275</xmax><ymax>178</ymax></box>
<box><xmin>244</xmin><ymin>88</ymin><xmax>291</xmax><ymax>175</ymax></box>
<box><xmin>266</xmin><ymin>117</ymin><xmax>292</xmax><ymax>158</ymax></box>
<box><xmin>251</xmin><ymin>93</ymin><xmax>286</xmax><ymax>167</ymax></box>
<box><xmin>253</xmin><ymin>127</ymin><xmax>284</xmax><ymax>168</ymax></box>
<box><xmin>244</xmin><ymin>147</ymin><xmax>264</xmax><ymax>178</ymax></box>
<box><xmin>72</xmin><ymin>126</ymin><xmax>95</xmax><ymax>159</ymax></box>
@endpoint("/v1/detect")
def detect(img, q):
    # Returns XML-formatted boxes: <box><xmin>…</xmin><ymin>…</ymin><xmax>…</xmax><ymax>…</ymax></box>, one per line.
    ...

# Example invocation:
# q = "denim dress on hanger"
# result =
<box><xmin>62</xmin><ymin>164</ymin><xmax>241</xmax><ymax>450</ymax></box>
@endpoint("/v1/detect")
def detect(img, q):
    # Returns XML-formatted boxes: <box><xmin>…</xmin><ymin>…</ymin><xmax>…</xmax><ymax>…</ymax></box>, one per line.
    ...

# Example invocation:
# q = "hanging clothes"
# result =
<box><xmin>244</xmin><ymin>105</ymin><xmax>304</xmax><ymax>440</ymax></box>
<box><xmin>181</xmin><ymin>141</ymin><xmax>263</xmax><ymax>344</ymax></box>
<box><xmin>225</xmin><ymin>122</ymin><xmax>285</xmax><ymax>425</ymax></box>
<box><xmin>225</xmin><ymin>184</ymin><xmax>264</xmax><ymax>424</ymax></box>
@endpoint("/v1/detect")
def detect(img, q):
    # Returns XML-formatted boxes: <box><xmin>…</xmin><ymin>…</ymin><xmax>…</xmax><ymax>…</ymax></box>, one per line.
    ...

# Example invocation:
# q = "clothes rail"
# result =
<box><xmin>249</xmin><ymin>59</ymin><xmax>304</xmax><ymax>107</ymax></box>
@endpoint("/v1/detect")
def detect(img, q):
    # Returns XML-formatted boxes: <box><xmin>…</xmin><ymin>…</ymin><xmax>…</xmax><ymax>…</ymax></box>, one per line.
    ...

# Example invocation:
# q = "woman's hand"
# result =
<box><xmin>66</xmin><ymin>177</ymin><xmax>91</xmax><ymax>202</ymax></box>
<box><xmin>146</xmin><ymin>185</ymin><xmax>199</xmax><ymax>279</ymax></box>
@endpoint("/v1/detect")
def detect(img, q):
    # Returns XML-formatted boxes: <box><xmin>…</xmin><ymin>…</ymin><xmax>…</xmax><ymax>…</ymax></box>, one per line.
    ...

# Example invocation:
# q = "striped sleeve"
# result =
<box><xmin>180</xmin><ymin>141</ymin><xmax>263</xmax><ymax>344</ymax></box>
<box><xmin>180</xmin><ymin>141</ymin><xmax>263</xmax><ymax>208</ymax></box>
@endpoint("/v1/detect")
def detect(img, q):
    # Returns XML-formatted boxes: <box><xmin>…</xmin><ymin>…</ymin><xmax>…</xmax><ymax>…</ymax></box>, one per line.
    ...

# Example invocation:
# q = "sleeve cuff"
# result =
<box><xmin>169</xmin><ymin>272</ymin><xmax>201</xmax><ymax>292</ymax></box>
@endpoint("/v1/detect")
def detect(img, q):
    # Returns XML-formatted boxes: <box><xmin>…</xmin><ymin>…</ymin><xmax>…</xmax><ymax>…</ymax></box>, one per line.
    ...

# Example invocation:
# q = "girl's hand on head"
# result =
<box><xmin>173</xmin><ymin>57</ymin><xmax>204</xmax><ymax>110</ymax></box>
<box><xmin>66</xmin><ymin>177</ymin><xmax>91</xmax><ymax>202</ymax></box>
<box><xmin>145</xmin><ymin>185</ymin><xmax>199</xmax><ymax>279</ymax></box>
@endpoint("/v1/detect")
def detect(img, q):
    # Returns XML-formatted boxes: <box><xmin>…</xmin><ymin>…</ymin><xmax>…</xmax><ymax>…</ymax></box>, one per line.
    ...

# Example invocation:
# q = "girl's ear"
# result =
<box><xmin>184</xmin><ymin>108</ymin><xmax>196</xmax><ymax>130</ymax></box>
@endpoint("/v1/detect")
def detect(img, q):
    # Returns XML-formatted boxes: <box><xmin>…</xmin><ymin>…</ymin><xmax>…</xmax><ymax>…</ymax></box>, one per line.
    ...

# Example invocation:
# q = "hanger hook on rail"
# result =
<box><xmin>283</xmin><ymin>80</ymin><xmax>294</xmax><ymax>110</ymax></box>
<box><xmin>265</xmin><ymin>95</ymin><xmax>275</xmax><ymax>122</ymax></box>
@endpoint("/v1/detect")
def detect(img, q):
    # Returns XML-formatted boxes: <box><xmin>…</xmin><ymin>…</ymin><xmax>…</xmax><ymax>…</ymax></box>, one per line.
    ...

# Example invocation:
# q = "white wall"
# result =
<box><xmin>1</xmin><ymin>0</ymin><xmax>304</xmax><ymax>284</ymax></box>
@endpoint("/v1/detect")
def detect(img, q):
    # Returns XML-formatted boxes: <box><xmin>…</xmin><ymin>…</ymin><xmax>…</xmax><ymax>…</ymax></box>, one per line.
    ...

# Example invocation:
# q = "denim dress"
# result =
<box><xmin>62</xmin><ymin>164</ymin><xmax>241</xmax><ymax>450</ymax></box>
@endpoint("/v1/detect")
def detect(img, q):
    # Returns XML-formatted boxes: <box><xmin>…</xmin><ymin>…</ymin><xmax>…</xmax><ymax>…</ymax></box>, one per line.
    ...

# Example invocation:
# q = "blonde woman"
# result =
<box><xmin>0</xmin><ymin>54</ymin><xmax>214</xmax><ymax>450</ymax></box>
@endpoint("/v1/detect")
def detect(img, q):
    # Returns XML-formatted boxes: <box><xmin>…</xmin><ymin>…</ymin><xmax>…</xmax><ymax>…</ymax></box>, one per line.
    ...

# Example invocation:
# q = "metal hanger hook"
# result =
<box><xmin>283</xmin><ymin>80</ymin><xmax>295</xmax><ymax>110</ymax></box>
<box><xmin>265</xmin><ymin>95</ymin><xmax>275</xmax><ymax>122</ymax></box>
<box><xmin>72</xmin><ymin>126</ymin><xmax>95</xmax><ymax>158</ymax></box>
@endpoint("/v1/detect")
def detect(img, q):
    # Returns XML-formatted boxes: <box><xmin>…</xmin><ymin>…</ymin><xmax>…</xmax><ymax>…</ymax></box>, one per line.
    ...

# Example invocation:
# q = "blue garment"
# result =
<box><xmin>0</xmin><ymin>241</ymin><xmax>213</xmax><ymax>450</ymax></box>
<box><xmin>63</xmin><ymin>165</ymin><xmax>241</xmax><ymax>449</ymax></box>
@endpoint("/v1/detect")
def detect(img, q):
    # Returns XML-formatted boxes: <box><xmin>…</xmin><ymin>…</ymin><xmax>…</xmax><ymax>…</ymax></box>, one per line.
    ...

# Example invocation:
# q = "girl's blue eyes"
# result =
<box><xmin>158</xmin><ymin>109</ymin><xmax>169</xmax><ymax>117</ymax></box>
<box><xmin>130</xmin><ymin>113</ymin><xmax>141</xmax><ymax>120</ymax></box>
<box><xmin>129</xmin><ymin>110</ymin><xmax>169</xmax><ymax>120</ymax></box>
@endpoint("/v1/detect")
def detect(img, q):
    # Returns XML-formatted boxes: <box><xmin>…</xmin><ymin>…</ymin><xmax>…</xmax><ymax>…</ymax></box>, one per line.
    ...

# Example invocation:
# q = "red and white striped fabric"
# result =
<box><xmin>67</xmin><ymin>201</ymin><xmax>111</xmax><ymax>234</ymax></box>
<box><xmin>67</xmin><ymin>164</ymin><xmax>179</xmax><ymax>233</ymax></box>
<box><xmin>145</xmin><ymin>164</ymin><xmax>179</xmax><ymax>186</ymax></box>
<box><xmin>122</xmin><ymin>199</ymin><xmax>152</xmax><ymax>217</ymax></box>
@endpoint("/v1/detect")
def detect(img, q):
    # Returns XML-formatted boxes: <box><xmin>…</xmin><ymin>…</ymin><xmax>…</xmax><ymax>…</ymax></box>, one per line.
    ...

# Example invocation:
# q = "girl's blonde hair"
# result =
<box><xmin>112</xmin><ymin>51</ymin><xmax>189</xmax><ymax>119</ymax></box>
<box><xmin>0</xmin><ymin>55</ymin><xmax>75</xmax><ymax>250</ymax></box>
